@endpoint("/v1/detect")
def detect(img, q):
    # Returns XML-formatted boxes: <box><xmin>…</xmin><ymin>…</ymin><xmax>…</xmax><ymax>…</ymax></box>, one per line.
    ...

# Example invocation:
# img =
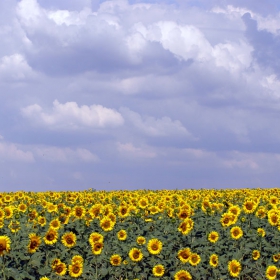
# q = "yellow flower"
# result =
<box><xmin>209</xmin><ymin>254</ymin><xmax>218</xmax><ymax>268</ymax></box>
<box><xmin>228</xmin><ymin>205</ymin><xmax>241</xmax><ymax>216</ymax></box>
<box><xmin>53</xmin><ymin>261</ymin><xmax>67</xmax><ymax>276</ymax></box>
<box><xmin>118</xmin><ymin>205</ymin><xmax>130</xmax><ymax>218</ymax></box>
<box><xmin>61</xmin><ymin>232</ymin><xmax>77</xmax><ymax>248</ymax></box>
<box><xmin>243</xmin><ymin>200</ymin><xmax>257</xmax><ymax>214</ymax></box>
<box><xmin>0</xmin><ymin>236</ymin><xmax>11</xmax><ymax>256</ymax></box>
<box><xmin>72</xmin><ymin>206</ymin><xmax>86</xmax><ymax>219</ymax></box>
<box><xmin>177</xmin><ymin>248</ymin><xmax>191</xmax><ymax>263</ymax></box>
<box><xmin>272</xmin><ymin>253</ymin><xmax>280</xmax><ymax>262</ymax></box>
<box><xmin>89</xmin><ymin>232</ymin><xmax>104</xmax><ymax>246</ymax></box>
<box><xmin>152</xmin><ymin>264</ymin><xmax>165</xmax><ymax>277</ymax></box>
<box><xmin>147</xmin><ymin>238</ymin><xmax>163</xmax><ymax>255</ymax></box>
<box><xmin>4</xmin><ymin>206</ymin><xmax>13</xmax><ymax>219</ymax></box>
<box><xmin>110</xmin><ymin>254</ymin><xmax>122</xmax><ymax>266</ymax></box>
<box><xmin>28</xmin><ymin>233</ymin><xmax>41</xmax><ymax>253</ymax></box>
<box><xmin>37</xmin><ymin>216</ymin><xmax>47</xmax><ymax>227</ymax></box>
<box><xmin>117</xmin><ymin>230</ymin><xmax>127</xmax><ymax>241</ymax></box>
<box><xmin>252</xmin><ymin>250</ymin><xmax>260</xmax><ymax>260</ymax></box>
<box><xmin>138</xmin><ymin>198</ymin><xmax>149</xmax><ymax>209</ymax></box>
<box><xmin>230</xmin><ymin>226</ymin><xmax>243</xmax><ymax>240</ymax></box>
<box><xmin>136</xmin><ymin>236</ymin><xmax>146</xmax><ymax>245</ymax></box>
<box><xmin>40</xmin><ymin>277</ymin><xmax>50</xmax><ymax>280</ymax></box>
<box><xmin>8</xmin><ymin>221</ymin><xmax>21</xmax><ymax>233</ymax></box>
<box><xmin>220</xmin><ymin>213</ymin><xmax>234</xmax><ymax>227</ymax></box>
<box><xmin>49</xmin><ymin>218</ymin><xmax>61</xmax><ymax>230</ymax></box>
<box><xmin>69</xmin><ymin>261</ymin><xmax>83</xmax><ymax>278</ymax></box>
<box><xmin>44</xmin><ymin>228</ymin><xmax>58</xmax><ymax>245</ymax></box>
<box><xmin>268</xmin><ymin>210</ymin><xmax>279</xmax><ymax>226</ymax></box>
<box><xmin>189</xmin><ymin>253</ymin><xmax>201</xmax><ymax>266</ymax></box>
<box><xmin>129</xmin><ymin>248</ymin><xmax>143</xmax><ymax>262</ymax></box>
<box><xmin>266</xmin><ymin>265</ymin><xmax>278</xmax><ymax>280</ymax></box>
<box><xmin>100</xmin><ymin>217</ymin><xmax>115</xmax><ymax>231</ymax></box>
<box><xmin>208</xmin><ymin>231</ymin><xmax>219</xmax><ymax>243</ymax></box>
<box><xmin>18</xmin><ymin>203</ymin><xmax>27</xmax><ymax>213</ymax></box>
<box><xmin>228</xmin><ymin>259</ymin><xmax>241</xmax><ymax>278</ymax></box>
<box><xmin>174</xmin><ymin>270</ymin><xmax>192</xmax><ymax>280</ymax></box>
<box><xmin>71</xmin><ymin>255</ymin><xmax>83</xmax><ymax>264</ymax></box>
<box><xmin>91</xmin><ymin>242</ymin><xmax>103</xmax><ymax>255</ymax></box>
<box><xmin>178</xmin><ymin>218</ymin><xmax>194</xmax><ymax>235</ymax></box>
<box><xmin>0</xmin><ymin>209</ymin><xmax>5</xmax><ymax>219</ymax></box>
<box><xmin>257</xmin><ymin>228</ymin><xmax>266</xmax><ymax>237</ymax></box>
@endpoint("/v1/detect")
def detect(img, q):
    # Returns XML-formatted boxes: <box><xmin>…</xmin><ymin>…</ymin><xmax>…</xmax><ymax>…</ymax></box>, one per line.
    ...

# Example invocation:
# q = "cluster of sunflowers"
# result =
<box><xmin>0</xmin><ymin>188</ymin><xmax>279</xmax><ymax>279</ymax></box>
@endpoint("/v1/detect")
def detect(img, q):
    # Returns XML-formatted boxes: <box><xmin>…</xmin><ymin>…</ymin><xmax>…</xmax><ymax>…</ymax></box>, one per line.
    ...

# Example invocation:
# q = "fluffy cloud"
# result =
<box><xmin>0</xmin><ymin>141</ymin><xmax>34</xmax><ymax>162</ymax></box>
<box><xmin>21</xmin><ymin>100</ymin><xmax>124</xmax><ymax>129</ymax></box>
<box><xmin>120</xmin><ymin>107</ymin><xmax>195</xmax><ymax>138</ymax></box>
<box><xmin>117</xmin><ymin>142</ymin><xmax>156</xmax><ymax>158</ymax></box>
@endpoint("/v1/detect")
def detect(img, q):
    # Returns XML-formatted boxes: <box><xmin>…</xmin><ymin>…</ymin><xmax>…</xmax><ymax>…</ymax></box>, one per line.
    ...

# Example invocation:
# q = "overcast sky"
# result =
<box><xmin>0</xmin><ymin>0</ymin><xmax>280</xmax><ymax>192</ymax></box>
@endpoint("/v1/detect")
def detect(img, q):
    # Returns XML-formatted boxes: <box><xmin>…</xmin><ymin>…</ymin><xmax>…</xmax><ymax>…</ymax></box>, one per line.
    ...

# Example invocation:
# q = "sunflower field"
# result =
<box><xmin>0</xmin><ymin>188</ymin><xmax>279</xmax><ymax>280</ymax></box>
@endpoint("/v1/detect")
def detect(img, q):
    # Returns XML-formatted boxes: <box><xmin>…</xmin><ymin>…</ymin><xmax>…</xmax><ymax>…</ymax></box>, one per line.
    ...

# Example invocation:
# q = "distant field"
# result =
<box><xmin>0</xmin><ymin>188</ymin><xmax>279</xmax><ymax>279</ymax></box>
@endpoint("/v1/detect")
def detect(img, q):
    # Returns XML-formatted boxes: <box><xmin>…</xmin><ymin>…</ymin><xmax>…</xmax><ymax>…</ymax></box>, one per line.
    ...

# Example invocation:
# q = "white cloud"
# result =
<box><xmin>120</xmin><ymin>107</ymin><xmax>195</xmax><ymax>138</ymax></box>
<box><xmin>0</xmin><ymin>53</ymin><xmax>35</xmax><ymax>81</ymax></box>
<box><xmin>117</xmin><ymin>142</ymin><xmax>156</xmax><ymax>158</ymax></box>
<box><xmin>0</xmin><ymin>142</ymin><xmax>34</xmax><ymax>162</ymax></box>
<box><xmin>34</xmin><ymin>146</ymin><xmax>98</xmax><ymax>162</ymax></box>
<box><xmin>21</xmin><ymin>100</ymin><xmax>124</xmax><ymax>129</ymax></box>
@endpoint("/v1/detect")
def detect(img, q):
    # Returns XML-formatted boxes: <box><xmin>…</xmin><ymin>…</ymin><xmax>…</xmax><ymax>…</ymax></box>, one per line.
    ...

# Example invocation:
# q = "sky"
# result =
<box><xmin>1</xmin><ymin>0</ymin><xmax>280</xmax><ymax>192</ymax></box>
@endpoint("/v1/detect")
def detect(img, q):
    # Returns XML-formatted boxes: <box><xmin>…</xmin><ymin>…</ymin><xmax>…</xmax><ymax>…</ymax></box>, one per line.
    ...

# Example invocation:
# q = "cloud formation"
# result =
<box><xmin>0</xmin><ymin>0</ymin><xmax>280</xmax><ymax>191</ymax></box>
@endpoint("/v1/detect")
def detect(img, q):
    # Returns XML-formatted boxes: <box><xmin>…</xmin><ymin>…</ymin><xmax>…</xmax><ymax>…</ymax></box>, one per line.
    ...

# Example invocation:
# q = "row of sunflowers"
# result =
<box><xmin>0</xmin><ymin>188</ymin><xmax>279</xmax><ymax>279</ymax></box>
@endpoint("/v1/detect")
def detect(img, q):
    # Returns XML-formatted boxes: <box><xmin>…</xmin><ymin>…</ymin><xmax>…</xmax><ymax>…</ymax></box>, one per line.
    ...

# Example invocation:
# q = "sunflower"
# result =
<box><xmin>4</xmin><ymin>206</ymin><xmax>13</xmax><ymax>219</ymax></box>
<box><xmin>129</xmin><ymin>248</ymin><xmax>143</xmax><ymax>262</ymax></box>
<box><xmin>174</xmin><ymin>270</ymin><xmax>192</xmax><ymax>280</ymax></box>
<box><xmin>118</xmin><ymin>205</ymin><xmax>130</xmax><ymax>218</ymax></box>
<box><xmin>220</xmin><ymin>213</ymin><xmax>234</xmax><ymax>227</ymax></box>
<box><xmin>0</xmin><ymin>209</ymin><xmax>5</xmax><ymax>219</ymax></box>
<box><xmin>138</xmin><ymin>198</ymin><xmax>148</xmax><ymax>209</ymax></box>
<box><xmin>18</xmin><ymin>203</ymin><xmax>27</xmax><ymax>213</ymax></box>
<box><xmin>209</xmin><ymin>254</ymin><xmax>218</xmax><ymax>268</ymax></box>
<box><xmin>177</xmin><ymin>248</ymin><xmax>191</xmax><ymax>263</ymax></box>
<box><xmin>228</xmin><ymin>260</ymin><xmax>241</xmax><ymax>278</ymax></box>
<box><xmin>49</xmin><ymin>218</ymin><xmax>61</xmax><ymax>230</ymax></box>
<box><xmin>53</xmin><ymin>261</ymin><xmax>67</xmax><ymax>276</ymax></box>
<box><xmin>147</xmin><ymin>238</ymin><xmax>163</xmax><ymax>255</ymax></box>
<box><xmin>266</xmin><ymin>265</ymin><xmax>278</xmax><ymax>280</ymax></box>
<box><xmin>136</xmin><ymin>236</ymin><xmax>146</xmax><ymax>245</ymax></box>
<box><xmin>91</xmin><ymin>242</ymin><xmax>103</xmax><ymax>255</ymax></box>
<box><xmin>89</xmin><ymin>232</ymin><xmax>104</xmax><ymax>246</ymax></box>
<box><xmin>189</xmin><ymin>253</ymin><xmax>201</xmax><ymax>266</ymax></box>
<box><xmin>0</xmin><ymin>236</ymin><xmax>11</xmax><ymax>256</ymax></box>
<box><xmin>243</xmin><ymin>200</ymin><xmax>257</xmax><ymax>214</ymax></box>
<box><xmin>100</xmin><ymin>217</ymin><xmax>115</xmax><ymax>231</ymax></box>
<box><xmin>228</xmin><ymin>205</ymin><xmax>241</xmax><ymax>216</ymax></box>
<box><xmin>61</xmin><ymin>232</ymin><xmax>77</xmax><ymax>248</ymax></box>
<box><xmin>256</xmin><ymin>206</ymin><xmax>267</xmax><ymax>219</ymax></box>
<box><xmin>72</xmin><ymin>206</ymin><xmax>86</xmax><ymax>219</ymax></box>
<box><xmin>268</xmin><ymin>211</ymin><xmax>279</xmax><ymax>226</ymax></box>
<box><xmin>110</xmin><ymin>254</ymin><xmax>122</xmax><ymax>266</ymax></box>
<box><xmin>208</xmin><ymin>231</ymin><xmax>219</xmax><ymax>243</ymax></box>
<box><xmin>8</xmin><ymin>221</ymin><xmax>21</xmax><ymax>233</ymax></box>
<box><xmin>69</xmin><ymin>261</ymin><xmax>83</xmax><ymax>278</ymax></box>
<box><xmin>178</xmin><ymin>209</ymin><xmax>191</xmax><ymax>220</ymax></box>
<box><xmin>152</xmin><ymin>264</ymin><xmax>165</xmax><ymax>277</ymax></box>
<box><xmin>117</xmin><ymin>230</ymin><xmax>127</xmax><ymax>241</ymax></box>
<box><xmin>178</xmin><ymin>218</ymin><xmax>194</xmax><ymax>235</ymax></box>
<box><xmin>252</xmin><ymin>250</ymin><xmax>260</xmax><ymax>260</ymax></box>
<box><xmin>72</xmin><ymin>255</ymin><xmax>84</xmax><ymax>264</ymax></box>
<box><xmin>40</xmin><ymin>277</ymin><xmax>50</xmax><ymax>280</ymax></box>
<box><xmin>44</xmin><ymin>228</ymin><xmax>58</xmax><ymax>245</ymax></box>
<box><xmin>230</xmin><ymin>226</ymin><xmax>243</xmax><ymax>240</ymax></box>
<box><xmin>28</xmin><ymin>233</ymin><xmax>41</xmax><ymax>253</ymax></box>
<box><xmin>272</xmin><ymin>253</ymin><xmax>280</xmax><ymax>262</ymax></box>
<box><xmin>37</xmin><ymin>216</ymin><xmax>47</xmax><ymax>227</ymax></box>
<box><xmin>257</xmin><ymin>228</ymin><xmax>266</xmax><ymax>237</ymax></box>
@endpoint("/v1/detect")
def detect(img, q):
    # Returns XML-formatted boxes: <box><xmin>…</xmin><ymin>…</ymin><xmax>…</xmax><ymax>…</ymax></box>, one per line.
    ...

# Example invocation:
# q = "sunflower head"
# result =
<box><xmin>266</xmin><ymin>265</ymin><xmax>278</xmax><ymax>280</ymax></box>
<box><xmin>252</xmin><ymin>250</ymin><xmax>260</xmax><ymax>260</ymax></box>
<box><xmin>147</xmin><ymin>238</ymin><xmax>163</xmax><ymax>255</ymax></box>
<box><xmin>110</xmin><ymin>254</ymin><xmax>122</xmax><ymax>266</ymax></box>
<box><xmin>61</xmin><ymin>232</ymin><xmax>77</xmax><ymax>248</ymax></box>
<box><xmin>89</xmin><ymin>232</ymin><xmax>104</xmax><ymax>246</ymax></box>
<box><xmin>44</xmin><ymin>228</ymin><xmax>58</xmax><ymax>245</ymax></box>
<box><xmin>136</xmin><ymin>236</ymin><xmax>146</xmax><ymax>245</ymax></box>
<box><xmin>28</xmin><ymin>233</ymin><xmax>41</xmax><ymax>253</ymax></box>
<box><xmin>92</xmin><ymin>242</ymin><xmax>103</xmax><ymax>255</ymax></box>
<box><xmin>152</xmin><ymin>264</ymin><xmax>165</xmax><ymax>277</ymax></box>
<box><xmin>230</xmin><ymin>226</ymin><xmax>243</xmax><ymax>240</ymax></box>
<box><xmin>53</xmin><ymin>262</ymin><xmax>67</xmax><ymax>276</ymax></box>
<box><xmin>129</xmin><ymin>248</ymin><xmax>143</xmax><ymax>262</ymax></box>
<box><xmin>228</xmin><ymin>259</ymin><xmax>242</xmax><ymax>277</ymax></box>
<box><xmin>177</xmin><ymin>248</ymin><xmax>191</xmax><ymax>263</ymax></box>
<box><xmin>69</xmin><ymin>262</ymin><xmax>83</xmax><ymax>278</ymax></box>
<box><xmin>208</xmin><ymin>231</ymin><xmax>219</xmax><ymax>243</ymax></box>
<box><xmin>189</xmin><ymin>253</ymin><xmax>201</xmax><ymax>266</ymax></box>
<box><xmin>209</xmin><ymin>254</ymin><xmax>218</xmax><ymax>268</ymax></box>
<box><xmin>174</xmin><ymin>270</ymin><xmax>192</xmax><ymax>280</ymax></box>
<box><xmin>0</xmin><ymin>236</ymin><xmax>11</xmax><ymax>256</ymax></box>
<box><xmin>117</xmin><ymin>230</ymin><xmax>127</xmax><ymax>241</ymax></box>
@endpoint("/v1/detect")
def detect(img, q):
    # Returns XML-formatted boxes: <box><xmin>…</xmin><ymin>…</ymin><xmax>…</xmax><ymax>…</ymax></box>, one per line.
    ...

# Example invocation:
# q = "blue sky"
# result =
<box><xmin>0</xmin><ymin>0</ymin><xmax>280</xmax><ymax>192</ymax></box>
